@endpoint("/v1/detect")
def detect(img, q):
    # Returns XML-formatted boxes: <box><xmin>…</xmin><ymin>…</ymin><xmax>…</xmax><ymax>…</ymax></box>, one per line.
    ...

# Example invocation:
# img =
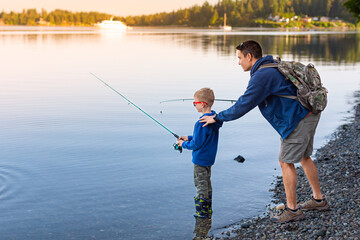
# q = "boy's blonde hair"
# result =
<box><xmin>194</xmin><ymin>88</ymin><xmax>215</xmax><ymax>107</ymax></box>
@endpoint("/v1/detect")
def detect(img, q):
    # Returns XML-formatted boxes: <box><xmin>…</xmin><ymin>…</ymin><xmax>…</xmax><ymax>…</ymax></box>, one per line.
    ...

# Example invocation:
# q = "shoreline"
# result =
<box><xmin>212</xmin><ymin>91</ymin><xmax>360</xmax><ymax>240</ymax></box>
<box><xmin>0</xmin><ymin>25</ymin><xmax>358</xmax><ymax>31</ymax></box>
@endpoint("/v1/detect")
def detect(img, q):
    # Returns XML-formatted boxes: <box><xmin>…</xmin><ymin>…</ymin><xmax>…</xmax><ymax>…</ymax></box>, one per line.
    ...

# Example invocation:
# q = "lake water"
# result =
<box><xmin>0</xmin><ymin>26</ymin><xmax>359</xmax><ymax>239</ymax></box>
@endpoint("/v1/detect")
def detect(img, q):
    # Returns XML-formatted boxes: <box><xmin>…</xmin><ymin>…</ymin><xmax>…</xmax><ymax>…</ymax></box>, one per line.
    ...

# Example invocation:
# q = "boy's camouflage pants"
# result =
<box><xmin>194</xmin><ymin>164</ymin><xmax>212</xmax><ymax>199</ymax></box>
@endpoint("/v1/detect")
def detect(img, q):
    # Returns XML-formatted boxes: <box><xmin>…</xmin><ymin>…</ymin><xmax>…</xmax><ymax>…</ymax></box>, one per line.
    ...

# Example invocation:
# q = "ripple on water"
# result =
<box><xmin>0</xmin><ymin>164</ymin><xmax>29</xmax><ymax>201</ymax></box>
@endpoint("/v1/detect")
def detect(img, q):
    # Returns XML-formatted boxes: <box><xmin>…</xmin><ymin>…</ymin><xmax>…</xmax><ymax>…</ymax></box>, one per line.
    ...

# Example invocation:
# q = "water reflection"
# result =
<box><xmin>170</xmin><ymin>32</ymin><xmax>360</xmax><ymax>64</ymax></box>
<box><xmin>193</xmin><ymin>217</ymin><xmax>212</xmax><ymax>239</ymax></box>
<box><xmin>0</xmin><ymin>27</ymin><xmax>358</xmax><ymax>240</ymax></box>
<box><xmin>1</xmin><ymin>27</ymin><xmax>358</xmax><ymax>64</ymax></box>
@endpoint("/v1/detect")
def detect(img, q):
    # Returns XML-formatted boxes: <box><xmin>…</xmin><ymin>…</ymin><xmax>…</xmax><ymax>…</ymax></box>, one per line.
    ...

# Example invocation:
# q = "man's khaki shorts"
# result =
<box><xmin>279</xmin><ymin>113</ymin><xmax>321</xmax><ymax>164</ymax></box>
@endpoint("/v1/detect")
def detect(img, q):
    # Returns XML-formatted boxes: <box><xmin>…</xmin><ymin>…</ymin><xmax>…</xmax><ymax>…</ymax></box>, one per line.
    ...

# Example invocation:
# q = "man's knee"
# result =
<box><xmin>279</xmin><ymin>160</ymin><xmax>294</xmax><ymax>169</ymax></box>
<box><xmin>301</xmin><ymin>156</ymin><xmax>312</xmax><ymax>165</ymax></box>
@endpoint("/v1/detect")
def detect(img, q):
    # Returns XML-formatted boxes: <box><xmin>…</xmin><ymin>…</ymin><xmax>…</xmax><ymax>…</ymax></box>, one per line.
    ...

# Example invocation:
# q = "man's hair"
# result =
<box><xmin>236</xmin><ymin>40</ymin><xmax>262</xmax><ymax>59</ymax></box>
<box><xmin>194</xmin><ymin>88</ymin><xmax>215</xmax><ymax>107</ymax></box>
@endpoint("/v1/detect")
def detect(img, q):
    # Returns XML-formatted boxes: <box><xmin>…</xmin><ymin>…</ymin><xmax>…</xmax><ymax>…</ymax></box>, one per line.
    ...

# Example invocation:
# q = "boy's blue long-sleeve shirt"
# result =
<box><xmin>216</xmin><ymin>55</ymin><xmax>309</xmax><ymax>139</ymax></box>
<box><xmin>182</xmin><ymin>110</ymin><xmax>223</xmax><ymax>167</ymax></box>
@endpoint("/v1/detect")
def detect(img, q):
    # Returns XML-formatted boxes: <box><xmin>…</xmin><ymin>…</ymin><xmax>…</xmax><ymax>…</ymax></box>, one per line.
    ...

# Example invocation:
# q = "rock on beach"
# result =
<box><xmin>212</xmin><ymin>92</ymin><xmax>360</xmax><ymax>240</ymax></box>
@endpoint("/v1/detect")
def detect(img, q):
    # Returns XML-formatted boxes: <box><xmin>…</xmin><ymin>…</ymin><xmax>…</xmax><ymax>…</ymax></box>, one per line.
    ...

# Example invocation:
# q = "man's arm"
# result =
<box><xmin>200</xmin><ymin>78</ymin><xmax>271</xmax><ymax>126</ymax></box>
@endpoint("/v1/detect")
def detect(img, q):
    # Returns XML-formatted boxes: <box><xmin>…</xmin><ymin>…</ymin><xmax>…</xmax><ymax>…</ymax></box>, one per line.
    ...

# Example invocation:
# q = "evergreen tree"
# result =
<box><xmin>246</xmin><ymin>1</ymin><xmax>254</xmax><ymax>13</ymax></box>
<box><xmin>344</xmin><ymin>0</ymin><xmax>360</xmax><ymax>22</ymax></box>
<box><xmin>210</xmin><ymin>10</ymin><xmax>219</xmax><ymax>25</ymax></box>
<box><xmin>269</xmin><ymin>0</ymin><xmax>279</xmax><ymax>16</ymax></box>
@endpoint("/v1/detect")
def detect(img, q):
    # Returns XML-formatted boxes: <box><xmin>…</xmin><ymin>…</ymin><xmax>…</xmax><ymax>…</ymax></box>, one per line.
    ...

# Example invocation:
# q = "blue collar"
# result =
<box><xmin>200</xmin><ymin>110</ymin><xmax>216</xmax><ymax>118</ymax></box>
<box><xmin>250</xmin><ymin>55</ymin><xmax>275</xmax><ymax>76</ymax></box>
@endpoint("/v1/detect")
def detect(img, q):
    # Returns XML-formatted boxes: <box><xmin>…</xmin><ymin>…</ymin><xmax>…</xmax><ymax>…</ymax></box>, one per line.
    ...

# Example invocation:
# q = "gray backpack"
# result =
<box><xmin>260</xmin><ymin>58</ymin><xmax>328</xmax><ymax>114</ymax></box>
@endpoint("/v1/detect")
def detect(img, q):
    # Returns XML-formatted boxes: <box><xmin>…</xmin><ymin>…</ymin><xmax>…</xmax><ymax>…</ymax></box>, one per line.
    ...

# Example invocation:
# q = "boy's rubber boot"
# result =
<box><xmin>194</xmin><ymin>197</ymin><xmax>210</xmax><ymax>219</ymax></box>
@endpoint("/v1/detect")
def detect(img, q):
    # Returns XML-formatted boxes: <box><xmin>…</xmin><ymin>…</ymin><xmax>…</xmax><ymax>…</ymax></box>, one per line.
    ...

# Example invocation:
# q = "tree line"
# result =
<box><xmin>123</xmin><ymin>0</ymin><xmax>356</xmax><ymax>27</ymax></box>
<box><xmin>0</xmin><ymin>0</ymin><xmax>357</xmax><ymax>27</ymax></box>
<box><xmin>0</xmin><ymin>9</ymin><xmax>113</xmax><ymax>26</ymax></box>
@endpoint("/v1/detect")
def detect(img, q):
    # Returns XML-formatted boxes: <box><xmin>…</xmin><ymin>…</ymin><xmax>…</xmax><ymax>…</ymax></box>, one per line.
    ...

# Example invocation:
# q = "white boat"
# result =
<box><xmin>220</xmin><ymin>13</ymin><xmax>232</xmax><ymax>31</ymax></box>
<box><xmin>95</xmin><ymin>17</ymin><xmax>129</xmax><ymax>31</ymax></box>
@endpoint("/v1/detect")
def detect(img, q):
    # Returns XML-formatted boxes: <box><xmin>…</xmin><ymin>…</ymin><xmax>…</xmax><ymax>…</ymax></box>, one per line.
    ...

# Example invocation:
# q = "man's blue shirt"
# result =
<box><xmin>216</xmin><ymin>55</ymin><xmax>309</xmax><ymax>139</ymax></box>
<box><xmin>182</xmin><ymin>110</ymin><xmax>223</xmax><ymax>166</ymax></box>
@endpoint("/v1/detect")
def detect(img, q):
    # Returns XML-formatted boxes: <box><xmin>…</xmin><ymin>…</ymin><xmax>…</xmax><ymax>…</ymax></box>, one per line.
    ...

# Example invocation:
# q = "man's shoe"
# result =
<box><xmin>299</xmin><ymin>197</ymin><xmax>330</xmax><ymax>211</ymax></box>
<box><xmin>270</xmin><ymin>207</ymin><xmax>305</xmax><ymax>223</ymax></box>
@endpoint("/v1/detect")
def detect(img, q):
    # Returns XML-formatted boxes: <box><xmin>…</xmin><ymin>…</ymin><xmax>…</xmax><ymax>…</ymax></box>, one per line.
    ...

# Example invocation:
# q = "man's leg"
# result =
<box><xmin>279</xmin><ymin>160</ymin><xmax>298</xmax><ymax>210</ymax></box>
<box><xmin>299</xmin><ymin>156</ymin><xmax>330</xmax><ymax>211</ymax></box>
<box><xmin>300</xmin><ymin>156</ymin><xmax>322</xmax><ymax>199</ymax></box>
<box><xmin>271</xmin><ymin>160</ymin><xmax>305</xmax><ymax>223</ymax></box>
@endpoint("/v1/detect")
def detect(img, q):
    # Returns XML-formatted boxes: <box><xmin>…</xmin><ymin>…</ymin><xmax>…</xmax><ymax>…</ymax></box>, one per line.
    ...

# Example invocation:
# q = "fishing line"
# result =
<box><xmin>160</xmin><ymin>98</ymin><xmax>237</xmax><ymax>104</ymax></box>
<box><xmin>90</xmin><ymin>73</ymin><xmax>182</xmax><ymax>152</ymax></box>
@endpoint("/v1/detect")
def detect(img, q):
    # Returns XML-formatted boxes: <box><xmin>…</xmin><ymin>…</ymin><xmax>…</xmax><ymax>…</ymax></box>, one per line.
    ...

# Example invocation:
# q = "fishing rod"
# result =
<box><xmin>160</xmin><ymin>98</ymin><xmax>237</xmax><ymax>104</ymax></box>
<box><xmin>90</xmin><ymin>72</ymin><xmax>182</xmax><ymax>153</ymax></box>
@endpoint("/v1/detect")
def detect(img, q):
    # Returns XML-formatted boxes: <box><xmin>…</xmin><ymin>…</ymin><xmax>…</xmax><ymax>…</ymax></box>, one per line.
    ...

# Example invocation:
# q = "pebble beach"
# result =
<box><xmin>212</xmin><ymin>92</ymin><xmax>360</xmax><ymax>240</ymax></box>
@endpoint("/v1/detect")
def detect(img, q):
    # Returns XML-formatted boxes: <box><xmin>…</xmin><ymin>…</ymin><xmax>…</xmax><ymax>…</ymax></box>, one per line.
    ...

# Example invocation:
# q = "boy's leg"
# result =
<box><xmin>194</xmin><ymin>164</ymin><xmax>210</xmax><ymax>199</ymax></box>
<box><xmin>194</xmin><ymin>164</ymin><xmax>211</xmax><ymax>219</ymax></box>
<box><xmin>207</xmin><ymin>166</ymin><xmax>212</xmax><ymax>216</ymax></box>
<box><xmin>207</xmin><ymin>166</ymin><xmax>212</xmax><ymax>197</ymax></box>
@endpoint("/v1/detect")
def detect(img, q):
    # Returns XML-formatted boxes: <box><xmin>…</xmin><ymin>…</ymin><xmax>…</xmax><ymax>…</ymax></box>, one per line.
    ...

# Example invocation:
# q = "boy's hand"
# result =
<box><xmin>199</xmin><ymin>115</ymin><xmax>216</xmax><ymax>127</ymax></box>
<box><xmin>178</xmin><ymin>136</ymin><xmax>188</xmax><ymax>141</ymax></box>
<box><xmin>177</xmin><ymin>140</ymin><xmax>184</xmax><ymax>147</ymax></box>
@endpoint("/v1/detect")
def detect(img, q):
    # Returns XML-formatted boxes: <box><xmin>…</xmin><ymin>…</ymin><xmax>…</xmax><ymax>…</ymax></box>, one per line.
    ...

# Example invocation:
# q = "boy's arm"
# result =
<box><xmin>178</xmin><ymin>136</ymin><xmax>193</xmax><ymax>141</ymax></box>
<box><xmin>177</xmin><ymin>135</ymin><xmax>192</xmax><ymax>147</ymax></box>
<box><xmin>182</xmin><ymin>122</ymin><xmax>208</xmax><ymax>150</ymax></box>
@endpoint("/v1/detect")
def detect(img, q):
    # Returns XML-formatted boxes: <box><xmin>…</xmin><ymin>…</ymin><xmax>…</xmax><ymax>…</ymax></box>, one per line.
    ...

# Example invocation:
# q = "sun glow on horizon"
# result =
<box><xmin>1</xmin><ymin>0</ymin><xmax>219</xmax><ymax>17</ymax></box>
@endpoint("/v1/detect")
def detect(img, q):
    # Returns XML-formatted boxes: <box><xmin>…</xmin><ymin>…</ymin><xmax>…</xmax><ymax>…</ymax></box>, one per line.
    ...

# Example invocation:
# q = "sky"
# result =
<box><xmin>0</xmin><ymin>0</ymin><xmax>219</xmax><ymax>16</ymax></box>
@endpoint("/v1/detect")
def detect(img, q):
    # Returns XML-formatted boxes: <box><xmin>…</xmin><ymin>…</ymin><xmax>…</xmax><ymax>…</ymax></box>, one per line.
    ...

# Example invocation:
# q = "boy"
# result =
<box><xmin>177</xmin><ymin>88</ymin><xmax>222</xmax><ymax>219</ymax></box>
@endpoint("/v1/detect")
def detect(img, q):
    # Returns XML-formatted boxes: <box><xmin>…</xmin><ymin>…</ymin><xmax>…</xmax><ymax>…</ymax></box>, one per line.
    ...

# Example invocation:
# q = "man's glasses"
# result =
<box><xmin>193</xmin><ymin>101</ymin><xmax>208</xmax><ymax>106</ymax></box>
<box><xmin>240</xmin><ymin>42</ymin><xmax>250</xmax><ymax>51</ymax></box>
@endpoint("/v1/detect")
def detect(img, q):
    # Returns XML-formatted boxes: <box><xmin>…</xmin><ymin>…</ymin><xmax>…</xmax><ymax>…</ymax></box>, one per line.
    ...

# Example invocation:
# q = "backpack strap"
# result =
<box><xmin>258</xmin><ymin>63</ymin><xmax>279</xmax><ymax>69</ymax></box>
<box><xmin>258</xmin><ymin>63</ymin><xmax>298</xmax><ymax>101</ymax></box>
<box><xmin>277</xmin><ymin>95</ymin><xmax>298</xmax><ymax>100</ymax></box>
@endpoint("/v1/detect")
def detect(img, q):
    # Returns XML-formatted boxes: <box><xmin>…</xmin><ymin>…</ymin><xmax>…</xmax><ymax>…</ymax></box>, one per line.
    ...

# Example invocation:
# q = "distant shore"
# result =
<box><xmin>212</xmin><ymin>91</ymin><xmax>360</xmax><ymax>240</ymax></box>
<box><xmin>0</xmin><ymin>25</ymin><xmax>358</xmax><ymax>33</ymax></box>
<box><xmin>0</xmin><ymin>23</ymin><xmax>359</xmax><ymax>30</ymax></box>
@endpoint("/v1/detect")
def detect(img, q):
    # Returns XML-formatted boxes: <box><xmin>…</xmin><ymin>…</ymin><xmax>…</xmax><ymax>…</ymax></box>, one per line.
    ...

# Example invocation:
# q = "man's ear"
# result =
<box><xmin>246</xmin><ymin>52</ymin><xmax>253</xmax><ymax>61</ymax></box>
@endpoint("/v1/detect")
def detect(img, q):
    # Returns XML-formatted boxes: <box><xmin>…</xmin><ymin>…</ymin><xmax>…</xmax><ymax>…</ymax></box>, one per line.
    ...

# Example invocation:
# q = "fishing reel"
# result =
<box><xmin>173</xmin><ymin>143</ymin><xmax>182</xmax><ymax>153</ymax></box>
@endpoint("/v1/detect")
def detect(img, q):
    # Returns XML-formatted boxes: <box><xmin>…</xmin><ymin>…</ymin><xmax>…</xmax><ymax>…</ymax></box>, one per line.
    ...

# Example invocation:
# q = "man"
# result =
<box><xmin>200</xmin><ymin>40</ymin><xmax>329</xmax><ymax>223</ymax></box>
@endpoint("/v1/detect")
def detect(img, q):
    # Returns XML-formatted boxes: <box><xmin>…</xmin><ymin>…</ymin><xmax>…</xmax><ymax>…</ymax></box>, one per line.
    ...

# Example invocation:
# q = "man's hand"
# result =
<box><xmin>199</xmin><ymin>115</ymin><xmax>216</xmax><ymax>127</ymax></box>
